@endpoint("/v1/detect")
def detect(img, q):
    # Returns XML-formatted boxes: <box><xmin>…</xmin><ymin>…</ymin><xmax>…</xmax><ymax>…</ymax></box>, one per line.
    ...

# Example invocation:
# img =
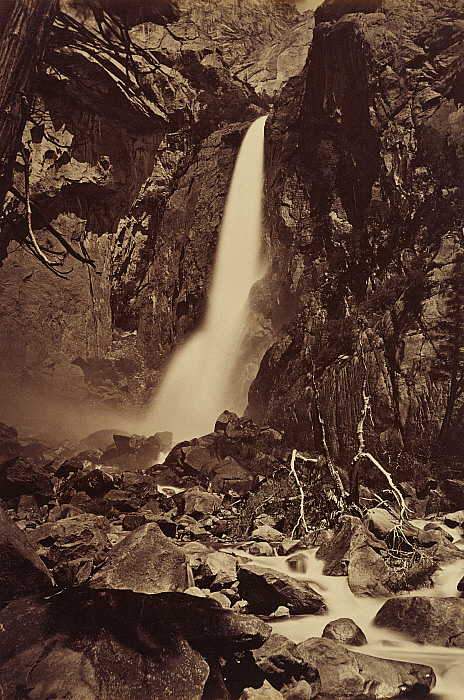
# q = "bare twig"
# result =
<box><xmin>306</xmin><ymin>356</ymin><xmax>348</xmax><ymax>510</ymax></box>
<box><xmin>22</xmin><ymin>148</ymin><xmax>53</xmax><ymax>266</ymax></box>
<box><xmin>9</xmin><ymin>185</ymin><xmax>95</xmax><ymax>269</ymax></box>
<box><xmin>353</xmin><ymin>332</ymin><xmax>410</xmax><ymax>525</ymax></box>
<box><xmin>289</xmin><ymin>449</ymin><xmax>310</xmax><ymax>538</ymax></box>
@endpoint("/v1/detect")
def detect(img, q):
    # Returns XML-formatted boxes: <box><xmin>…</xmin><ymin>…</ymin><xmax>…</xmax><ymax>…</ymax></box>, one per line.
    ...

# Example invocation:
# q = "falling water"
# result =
<box><xmin>142</xmin><ymin>115</ymin><xmax>268</xmax><ymax>443</ymax></box>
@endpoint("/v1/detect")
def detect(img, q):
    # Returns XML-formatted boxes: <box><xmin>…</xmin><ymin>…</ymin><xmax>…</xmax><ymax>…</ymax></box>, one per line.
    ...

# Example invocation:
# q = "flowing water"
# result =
<box><xmin>142</xmin><ymin>116</ymin><xmax>268</xmax><ymax>443</ymax></box>
<box><xmin>229</xmin><ymin>546</ymin><xmax>464</xmax><ymax>700</ymax></box>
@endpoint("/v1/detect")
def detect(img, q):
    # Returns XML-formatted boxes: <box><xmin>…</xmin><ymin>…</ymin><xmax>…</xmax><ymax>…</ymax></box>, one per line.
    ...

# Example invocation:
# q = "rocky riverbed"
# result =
<box><xmin>2</xmin><ymin>413</ymin><xmax>464</xmax><ymax>699</ymax></box>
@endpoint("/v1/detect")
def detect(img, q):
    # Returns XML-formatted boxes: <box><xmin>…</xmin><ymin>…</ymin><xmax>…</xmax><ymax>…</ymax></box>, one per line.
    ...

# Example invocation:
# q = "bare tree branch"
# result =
<box><xmin>9</xmin><ymin>185</ymin><xmax>96</xmax><ymax>269</ymax></box>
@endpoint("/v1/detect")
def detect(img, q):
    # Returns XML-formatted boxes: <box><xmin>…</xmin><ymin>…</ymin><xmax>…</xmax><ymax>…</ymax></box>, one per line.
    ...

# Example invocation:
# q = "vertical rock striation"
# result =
<box><xmin>247</xmin><ymin>0</ymin><xmax>464</xmax><ymax>464</ymax></box>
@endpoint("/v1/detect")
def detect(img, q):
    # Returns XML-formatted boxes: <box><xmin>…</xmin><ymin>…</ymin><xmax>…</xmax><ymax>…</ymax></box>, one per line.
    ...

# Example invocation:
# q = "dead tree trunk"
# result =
<box><xmin>0</xmin><ymin>0</ymin><xmax>58</xmax><ymax>212</ymax></box>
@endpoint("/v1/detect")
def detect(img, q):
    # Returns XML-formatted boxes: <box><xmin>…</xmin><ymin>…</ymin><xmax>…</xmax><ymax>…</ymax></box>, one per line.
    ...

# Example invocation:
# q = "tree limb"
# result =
<box><xmin>289</xmin><ymin>449</ymin><xmax>311</xmax><ymax>538</ymax></box>
<box><xmin>9</xmin><ymin>184</ymin><xmax>96</xmax><ymax>269</ymax></box>
<box><xmin>353</xmin><ymin>331</ymin><xmax>410</xmax><ymax>525</ymax></box>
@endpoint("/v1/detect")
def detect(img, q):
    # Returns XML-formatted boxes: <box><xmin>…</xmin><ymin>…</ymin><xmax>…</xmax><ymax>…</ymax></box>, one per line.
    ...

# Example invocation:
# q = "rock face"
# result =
<box><xmin>246</xmin><ymin>0</ymin><xmax>464</xmax><ymax>463</ymax></box>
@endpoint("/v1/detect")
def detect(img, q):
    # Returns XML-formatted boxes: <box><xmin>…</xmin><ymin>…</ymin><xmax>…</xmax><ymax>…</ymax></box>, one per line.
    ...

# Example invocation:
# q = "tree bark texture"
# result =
<box><xmin>0</xmin><ymin>0</ymin><xmax>58</xmax><ymax>211</ymax></box>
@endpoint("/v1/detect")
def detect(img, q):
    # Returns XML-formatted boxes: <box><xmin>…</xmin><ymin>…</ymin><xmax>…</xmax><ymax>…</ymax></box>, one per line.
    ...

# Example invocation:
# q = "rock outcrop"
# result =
<box><xmin>246</xmin><ymin>0</ymin><xmax>464</xmax><ymax>466</ymax></box>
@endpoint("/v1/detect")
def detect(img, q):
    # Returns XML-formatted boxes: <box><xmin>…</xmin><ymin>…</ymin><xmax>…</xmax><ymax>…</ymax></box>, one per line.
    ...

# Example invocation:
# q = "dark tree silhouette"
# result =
<box><xmin>0</xmin><ymin>0</ymin><xmax>59</xmax><ymax>212</ymax></box>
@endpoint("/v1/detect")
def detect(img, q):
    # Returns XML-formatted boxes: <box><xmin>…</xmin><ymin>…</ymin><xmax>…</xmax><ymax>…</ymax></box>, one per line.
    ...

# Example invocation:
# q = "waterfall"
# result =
<box><xmin>142</xmin><ymin>115</ymin><xmax>268</xmax><ymax>443</ymax></box>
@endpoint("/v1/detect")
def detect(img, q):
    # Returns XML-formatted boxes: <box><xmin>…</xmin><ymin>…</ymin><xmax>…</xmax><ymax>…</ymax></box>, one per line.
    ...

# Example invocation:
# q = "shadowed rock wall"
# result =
<box><xmin>246</xmin><ymin>0</ymin><xmax>464</xmax><ymax>464</ymax></box>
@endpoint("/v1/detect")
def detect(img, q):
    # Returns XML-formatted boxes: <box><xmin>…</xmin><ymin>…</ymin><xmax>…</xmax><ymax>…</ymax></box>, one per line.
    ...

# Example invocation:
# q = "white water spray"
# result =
<box><xmin>142</xmin><ymin>116</ymin><xmax>268</xmax><ymax>443</ymax></box>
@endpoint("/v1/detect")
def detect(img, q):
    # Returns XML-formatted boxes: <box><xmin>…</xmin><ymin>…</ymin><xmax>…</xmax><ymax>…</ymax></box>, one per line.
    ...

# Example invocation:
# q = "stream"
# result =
<box><xmin>228</xmin><ymin>537</ymin><xmax>464</xmax><ymax>699</ymax></box>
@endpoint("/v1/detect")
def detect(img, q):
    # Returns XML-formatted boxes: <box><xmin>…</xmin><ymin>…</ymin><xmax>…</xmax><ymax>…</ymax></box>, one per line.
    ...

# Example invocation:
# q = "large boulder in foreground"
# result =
<box><xmin>237</xmin><ymin>562</ymin><xmax>326</xmax><ymax>615</ymax></box>
<box><xmin>89</xmin><ymin>522</ymin><xmax>188</xmax><ymax>593</ymax></box>
<box><xmin>0</xmin><ymin>505</ymin><xmax>53</xmax><ymax>610</ymax></box>
<box><xmin>374</xmin><ymin>597</ymin><xmax>464</xmax><ymax>647</ymax></box>
<box><xmin>0</xmin><ymin>590</ymin><xmax>271</xmax><ymax>700</ymax></box>
<box><xmin>296</xmin><ymin>637</ymin><xmax>435</xmax><ymax>698</ymax></box>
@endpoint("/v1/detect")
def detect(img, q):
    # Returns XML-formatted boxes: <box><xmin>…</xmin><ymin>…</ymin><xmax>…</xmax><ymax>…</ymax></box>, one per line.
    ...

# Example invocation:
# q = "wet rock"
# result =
<box><xmin>286</xmin><ymin>552</ymin><xmax>309</xmax><ymax>574</ymax></box>
<box><xmin>277</xmin><ymin>538</ymin><xmax>301</xmax><ymax>556</ymax></box>
<box><xmin>28</xmin><ymin>513</ymin><xmax>109</xmax><ymax>568</ymax></box>
<box><xmin>297</xmin><ymin>637</ymin><xmax>435</xmax><ymax>698</ymax></box>
<box><xmin>237</xmin><ymin>562</ymin><xmax>326</xmax><ymax>615</ymax></box>
<box><xmin>322</xmin><ymin>617</ymin><xmax>368</xmax><ymax>646</ymax></box>
<box><xmin>270</xmin><ymin>606</ymin><xmax>290</xmax><ymax>618</ymax></box>
<box><xmin>0</xmin><ymin>457</ymin><xmax>54</xmax><ymax>505</ymax></box>
<box><xmin>0</xmin><ymin>504</ymin><xmax>53</xmax><ymax>610</ymax></box>
<box><xmin>374</xmin><ymin>597</ymin><xmax>464</xmax><ymax>647</ymax></box>
<box><xmin>444</xmin><ymin>510</ymin><xmax>464</xmax><ymax>528</ymax></box>
<box><xmin>249</xmin><ymin>541</ymin><xmax>274</xmax><ymax>556</ymax></box>
<box><xmin>90</xmin><ymin>522</ymin><xmax>188</xmax><ymax>594</ymax></box>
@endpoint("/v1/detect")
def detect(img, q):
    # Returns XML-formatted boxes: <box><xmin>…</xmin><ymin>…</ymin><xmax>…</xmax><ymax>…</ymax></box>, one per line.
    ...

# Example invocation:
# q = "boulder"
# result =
<box><xmin>182</xmin><ymin>486</ymin><xmax>222</xmax><ymax>518</ymax></box>
<box><xmin>27</xmin><ymin>513</ymin><xmax>109</xmax><ymax>568</ymax></box>
<box><xmin>444</xmin><ymin>510</ymin><xmax>464</xmax><ymax>528</ymax></box>
<box><xmin>0</xmin><ymin>504</ymin><xmax>53</xmax><ymax>610</ymax></box>
<box><xmin>0</xmin><ymin>422</ymin><xmax>21</xmax><ymax>466</ymax></box>
<box><xmin>374</xmin><ymin>597</ymin><xmax>464</xmax><ymax>647</ymax></box>
<box><xmin>322</xmin><ymin>618</ymin><xmax>368</xmax><ymax>646</ymax></box>
<box><xmin>237</xmin><ymin>562</ymin><xmax>326</xmax><ymax>615</ymax></box>
<box><xmin>251</xmin><ymin>525</ymin><xmax>284</xmax><ymax>543</ymax></box>
<box><xmin>211</xmin><ymin>457</ymin><xmax>257</xmax><ymax>496</ymax></box>
<box><xmin>196</xmin><ymin>551</ymin><xmax>238</xmax><ymax>589</ymax></box>
<box><xmin>69</xmin><ymin>468</ymin><xmax>114</xmax><ymax>498</ymax></box>
<box><xmin>0</xmin><ymin>457</ymin><xmax>54</xmax><ymax>504</ymax></box>
<box><xmin>253</xmin><ymin>633</ymin><xmax>319</xmax><ymax>691</ymax></box>
<box><xmin>0</xmin><ymin>591</ymin><xmax>210</xmax><ymax>700</ymax></box>
<box><xmin>296</xmin><ymin>637</ymin><xmax>435</xmax><ymax>698</ymax></box>
<box><xmin>122</xmin><ymin>513</ymin><xmax>146</xmax><ymax>531</ymax></box>
<box><xmin>90</xmin><ymin>522</ymin><xmax>188</xmax><ymax>594</ymax></box>
<box><xmin>52</xmin><ymin>557</ymin><xmax>93</xmax><ymax>587</ymax></box>
<box><xmin>16</xmin><ymin>493</ymin><xmax>40</xmax><ymax>521</ymax></box>
<box><xmin>249</xmin><ymin>541</ymin><xmax>274</xmax><ymax>556</ymax></box>
<box><xmin>240</xmin><ymin>681</ymin><xmax>284</xmax><ymax>699</ymax></box>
